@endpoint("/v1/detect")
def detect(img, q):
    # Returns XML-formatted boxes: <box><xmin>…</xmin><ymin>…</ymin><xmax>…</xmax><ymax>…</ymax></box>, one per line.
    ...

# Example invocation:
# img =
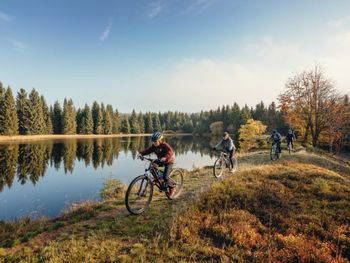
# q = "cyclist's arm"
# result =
<box><xmin>214</xmin><ymin>140</ymin><xmax>223</xmax><ymax>150</ymax></box>
<box><xmin>139</xmin><ymin>145</ymin><xmax>154</xmax><ymax>156</ymax></box>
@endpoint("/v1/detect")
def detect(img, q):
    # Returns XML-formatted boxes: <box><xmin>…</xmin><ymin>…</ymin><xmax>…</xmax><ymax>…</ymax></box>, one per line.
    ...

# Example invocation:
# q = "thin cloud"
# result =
<box><xmin>99</xmin><ymin>18</ymin><xmax>113</xmax><ymax>43</ymax></box>
<box><xmin>0</xmin><ymin>10</ymin><xmax>12</xmax><ymax>22</ymax></box>
<box><xmin>148</xmin><ymin>1</ymin><xmax>165</xmax><ymax>19</ymax></box>
<box><xmin>327</xmin><ymin>16</ymin><xmax>350</xmax><ymax>28</ymax></box>
<box><xmin>7</xmin><ymin>38</ymin><xmax>27</xmax><ymax>52</ymax></box>
<box><xmin>185</xmin><ymin>0</ymin><xmax>219</xmax><ymax>15</ymax></box>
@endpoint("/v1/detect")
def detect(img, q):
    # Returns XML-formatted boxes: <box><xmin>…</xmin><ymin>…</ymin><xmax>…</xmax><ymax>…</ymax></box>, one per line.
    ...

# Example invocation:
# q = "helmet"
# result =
<box><xmin>288</xmin><ymin>129</ymin><xmax>293</xmax><ymax>134</ymax></box>
<box><xmin>223</xmin><ymin>131</ymin><xmax>229</xmax><ymax>137</ymax></box>
<box><xmin>273</xmin><ymin>129</ymin><xmax>277</xmax><ymax>133</ymax></box>
<box><xmin>151</xmin><ymin>131</ymin><xmax>163</xmax><ymax>142</ymax></box>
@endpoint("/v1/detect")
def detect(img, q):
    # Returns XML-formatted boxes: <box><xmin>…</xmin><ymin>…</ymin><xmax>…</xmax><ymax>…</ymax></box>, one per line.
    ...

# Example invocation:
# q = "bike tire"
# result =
<box><xmin>231</xmin><ymin>157</ymin><xmax>238</xmax><ymax>173</ymax></box>
<box><xmin>213</xmin><ymin>157</ymin><xmax>225</xmax><ymax>178</ymax></box>
<box><xmin>125</xmin><ymin>175</ymin><xmax>153</xmax><ymax>215</ymax></box>
<box><xmin>166</xmin><ymin>169</ymin><xmax>184</xmax><ymax>200</ymax></box>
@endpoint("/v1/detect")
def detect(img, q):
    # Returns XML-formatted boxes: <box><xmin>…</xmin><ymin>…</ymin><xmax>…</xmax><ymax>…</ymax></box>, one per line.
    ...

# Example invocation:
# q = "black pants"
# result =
<box><xmin>228</xmin><ymin>150</ymin><xmax>235</xmax><ymax>168</ymax></box>
<box><xmin>274</xmin><ymin>141</ymin><xmax>281</xmax><ymax>153</ymax></box>
<box><xmin>155</xmin><ymin>160</ymin><xmax>173</xmax><ymax>183</ymax></box>
<box><xmin>287</xmin><ymin>140</ymin><xmax>294</xmax><ymax>149</ymax></box>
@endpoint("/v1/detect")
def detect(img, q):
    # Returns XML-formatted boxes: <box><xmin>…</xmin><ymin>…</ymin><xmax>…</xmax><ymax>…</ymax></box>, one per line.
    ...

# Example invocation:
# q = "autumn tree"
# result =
<box><xmin>279</xmin><ymin>65</ymin><xmax>340</xmax><ymax>146</ymax></box>
<box><xmin>238</xmin><ymin>119</ymin><xmax>267</xmax><ymax>152</ymax></box>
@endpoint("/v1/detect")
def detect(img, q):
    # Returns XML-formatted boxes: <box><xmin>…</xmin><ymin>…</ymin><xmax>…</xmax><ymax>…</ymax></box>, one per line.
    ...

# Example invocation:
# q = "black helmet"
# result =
<box><xmin>151</xmin><ymin>131</ymin><xmax>163</xmax><ymax>142</ymax></box>
<box><xmin>273</xmin><ymin>129</ymin><xmax>277</xmax><ymax>133</ymax></box>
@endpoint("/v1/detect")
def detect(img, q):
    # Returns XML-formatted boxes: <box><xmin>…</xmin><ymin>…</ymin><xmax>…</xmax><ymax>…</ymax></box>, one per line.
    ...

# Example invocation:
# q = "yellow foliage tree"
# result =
<box><xmin>239</xmin><ymin>119</ymin><xmax>267</xmax><ymax>152</ymax></box>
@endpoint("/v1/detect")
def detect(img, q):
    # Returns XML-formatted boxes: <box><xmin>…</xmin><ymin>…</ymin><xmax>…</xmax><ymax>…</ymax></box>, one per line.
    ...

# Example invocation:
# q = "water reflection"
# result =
<box><xmin>0</xmin><ymin>136</ymin><xmax>213</xmax><ymax>193</ymax></box>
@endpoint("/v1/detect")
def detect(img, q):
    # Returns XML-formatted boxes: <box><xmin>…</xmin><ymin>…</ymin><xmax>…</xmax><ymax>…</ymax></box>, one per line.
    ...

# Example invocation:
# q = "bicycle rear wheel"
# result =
<box><xmin>125</xmin><ymin>175</ymin><xmax>153</xmax><ymax>215</ymax></box>
<box><xmin>231</xmin><ymin>157</ymin><xmax>238</xmax><ymax>173</ymax></box>
<box><xmin>213</xmin><ymin>157</ymin><xmax>225</xmax><ymax>178</ymax></box>
<box><xmin>166</xmin><ymin>169</ymin><xmax>184</xmax><ymax>200</ymax></box>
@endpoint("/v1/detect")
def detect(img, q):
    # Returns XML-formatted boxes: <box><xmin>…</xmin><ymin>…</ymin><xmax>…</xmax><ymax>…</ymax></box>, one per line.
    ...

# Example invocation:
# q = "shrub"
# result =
<box><xmin>99</xmin><ymin>178</ymin><xmax>127</xmax><ymax>200</ymax></box>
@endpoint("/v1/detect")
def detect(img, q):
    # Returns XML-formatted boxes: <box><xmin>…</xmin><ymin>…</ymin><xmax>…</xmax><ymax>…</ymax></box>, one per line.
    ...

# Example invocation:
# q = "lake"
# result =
<box><xmin>0</xmin><ymin>136</ymin><xmax>216</xmax><ymax>221</ymax></box>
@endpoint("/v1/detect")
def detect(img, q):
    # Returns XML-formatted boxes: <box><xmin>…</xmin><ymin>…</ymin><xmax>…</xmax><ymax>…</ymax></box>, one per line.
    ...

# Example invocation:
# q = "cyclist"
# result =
<box><xmin>269</xmin><ymin>129</ymin><xmax>282</xmax><ymax>153</ymax></box>
<box><xmin>139</xmin><ymin>132</ymin><xmax>175</xmax><ymax>192</ymax></box>
<box><xmin>213</xmin><ymin>132</ymin><xmax>236</xmax><ymax>172</ymax></box>
<box><xmin>286</xmin><ymin>129</ymin><xmax>296</xmax><ymax>150</ymax></box>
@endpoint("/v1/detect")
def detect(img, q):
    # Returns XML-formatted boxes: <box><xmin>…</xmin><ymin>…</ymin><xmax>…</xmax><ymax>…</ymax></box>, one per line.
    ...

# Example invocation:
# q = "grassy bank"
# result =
<box><xmin>1</xmin><ymin>150</ymin><xmax>350</xmax><ymax>262</ymax></box>
<box><xmin>0</xmin><ymin>133</ymin><xmax>192</xmax><ymax>144</ymax></box>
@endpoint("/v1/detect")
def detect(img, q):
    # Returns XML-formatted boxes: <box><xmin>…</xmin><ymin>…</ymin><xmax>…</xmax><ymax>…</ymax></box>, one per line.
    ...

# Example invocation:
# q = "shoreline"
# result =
<box><xmin>0</xmin><ymin>133</ymin><xmax>193</xmax><ymax>144</ymax></box>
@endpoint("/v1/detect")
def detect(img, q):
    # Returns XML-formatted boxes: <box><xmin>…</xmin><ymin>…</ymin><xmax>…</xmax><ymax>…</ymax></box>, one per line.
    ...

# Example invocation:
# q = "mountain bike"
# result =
<box><xmin>213</xmin><ymin>151</ymin><xmax>237</xmax><ymax>178</ymax></box>
<box><xmin>125</xmin><ymin>156</ymin><xmax>184</xmax><ymax>215</ymax></box>
<box><xmin>270</xmin><ymin>142</ymin><xmax>281</xmax><ymax>161</ymax></box>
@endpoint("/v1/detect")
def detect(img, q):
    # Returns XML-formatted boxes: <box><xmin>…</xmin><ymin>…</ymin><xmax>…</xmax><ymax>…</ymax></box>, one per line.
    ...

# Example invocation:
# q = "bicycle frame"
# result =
<box><xmin>141</xmin><ymin>157</ymin><xmax>165</xmax><ymax>190</ymax></box>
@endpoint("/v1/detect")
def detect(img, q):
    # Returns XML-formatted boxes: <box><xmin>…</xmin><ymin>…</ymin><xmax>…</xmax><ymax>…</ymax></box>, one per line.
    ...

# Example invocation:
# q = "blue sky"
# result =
<box><xmin>0</xmin><ymin>0</ymin><xmax>350</xmax><ymax>112</ymax></box>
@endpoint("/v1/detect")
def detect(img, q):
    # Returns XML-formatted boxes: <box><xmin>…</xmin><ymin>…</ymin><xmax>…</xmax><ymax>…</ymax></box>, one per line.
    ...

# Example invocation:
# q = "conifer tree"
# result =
<box><xmin>76</xmin><ymin>108</ymin><xmax>83</xmax><ymax>134</ymax></box>
<box><xmin>52</xmin><ymin>101</ymin><xmax>63</xmax><ymax>134</ymax></box>
<box><xmin>1</xmin><ymin>87</ymin><xmax>19</xmax><ymax>135</ymax></box>
<box><xmin>16</xmin><ymin>89</ymin><xmax>29</xmax><ymax>135</ymax></box>
<box><xmin>152</xmin><ymin>113</ymin><xmax>161</xmax><ymax>132</ymax></box>
<box><xmin>138</xmin><ymin>112</ymin><xmax>145</xmax><ymax>133</ymax></box>
<box><xmin>103</xmin><ymin>104</ymin><xmax>113</xmax><ymax>134</ymax></box>
<box><xmin>41</xmin><ymin>96</ymin><xmax>53</xmax><ymax>134</ymax></box>
<box><xmin>144</xmin><ymin>112</ymin><xmax>153</xmax><ymax>133</ymax></box>
<box><xmin>92</xmin><ymin>101</ymin><xmax>103</xmax><ymax>134</ymax></box>
<box><xmin>130</xmin><ymin>110</ymin><xmax>140</xmax><ymax>134</ymax></box>
<box><xmin>0</xmin><ymin>82</ymin><xmax>6</xmax><ymax>134</ymax></box>
<box><xmin>112</xmin><ymin>109</ymin><xmax>120</xmax><ymax>134</ymax></box>
<box><xmin>120</xmin><ymin>115</ymin><xmax>130</xmax><ymax>134</ymax></box>
<box><xmin>25</xmin><ymin>89</ymin><xmax>46</xmax><ymax>134</ymax></box>
<box><xmin>62</xmin><ymin>98</ymin><xmax>76</xmax><ymax>134</ymax></box>
<box><xmin>81</xmin><ymin>104</ymin><xmax>93</xmax><ymax>134</ymax></box>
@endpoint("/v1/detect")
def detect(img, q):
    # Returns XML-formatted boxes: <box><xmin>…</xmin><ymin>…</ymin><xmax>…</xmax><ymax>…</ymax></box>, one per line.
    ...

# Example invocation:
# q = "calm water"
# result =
<box><xmin>0</xmin><ymin>136</ymin><xmax>215</xmax><ymax>221</ymax></box>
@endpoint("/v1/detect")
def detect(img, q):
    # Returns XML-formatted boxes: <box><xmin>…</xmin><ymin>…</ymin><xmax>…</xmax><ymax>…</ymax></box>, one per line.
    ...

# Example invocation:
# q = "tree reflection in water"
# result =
<box><xmin>0</xmin><ymin>136</ymin><xmax>213</xmax><ymax>192</ymax></box>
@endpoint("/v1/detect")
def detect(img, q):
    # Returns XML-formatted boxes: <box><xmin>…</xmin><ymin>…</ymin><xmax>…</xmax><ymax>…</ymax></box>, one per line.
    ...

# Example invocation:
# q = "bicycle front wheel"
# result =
<box><xmin>125</xmin><ymin>175</ymin><xmax>153</xmax><ymax>215</ymax></box>
<box><xmin>213</xmin><ymin>157</ymin><xmax>225</xmax><ymax>178</ymax></box>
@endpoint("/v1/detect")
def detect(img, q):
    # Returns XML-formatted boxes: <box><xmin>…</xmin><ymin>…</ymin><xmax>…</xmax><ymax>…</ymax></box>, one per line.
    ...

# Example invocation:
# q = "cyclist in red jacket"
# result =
<box><xmin>139</xmin><ymin>132</ymin><xmax>175</xmax><ymax>191</ymax></box>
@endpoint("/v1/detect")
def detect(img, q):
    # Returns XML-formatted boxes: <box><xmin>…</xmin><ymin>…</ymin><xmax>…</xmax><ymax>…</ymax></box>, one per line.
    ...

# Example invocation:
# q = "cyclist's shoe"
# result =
<box><xmin>167</xmin><ymin>186</ymin><xmax>175</xmax><ymax>198</ymax></box>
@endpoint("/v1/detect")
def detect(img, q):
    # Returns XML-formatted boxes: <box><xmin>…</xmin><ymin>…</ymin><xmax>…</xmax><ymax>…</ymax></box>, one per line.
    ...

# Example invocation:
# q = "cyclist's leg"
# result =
<box><xmin>277</xmin><ymin>141</ymin><xmax>282</xmax><ymax>153</ymax></box>
<box><xmin>163</xmin><ymin>163</ymin><xmax>173</xmax><ymax>186</ymax></box>
<box><xmin>229</xmin><ymin>150</ymin><xmax>234</xmax><ymax>169</ymax></box>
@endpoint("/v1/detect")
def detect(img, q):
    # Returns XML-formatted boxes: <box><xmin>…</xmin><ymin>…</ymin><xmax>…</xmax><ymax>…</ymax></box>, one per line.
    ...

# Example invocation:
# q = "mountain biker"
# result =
<box><xmin>213</xmin><ymin>132</ymin><xmax>236</xmax><ymax>172</ymax></box>
<box><xmin>270</xmin><ymin>129</ymin><xmax>282</xmax><ymax>153</ymax></box>
<box><xmin>139</xmin><ymin>132</ymin><xmax>175</xmax><ymax>192</ymax></box>
<box><xmin>286</xmin><ymin>129</ymin><xmax>296</xmax><ymax>150</ymax></box>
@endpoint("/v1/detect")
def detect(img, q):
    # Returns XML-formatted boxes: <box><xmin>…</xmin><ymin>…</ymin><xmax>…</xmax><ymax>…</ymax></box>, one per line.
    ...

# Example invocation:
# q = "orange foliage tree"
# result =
<box><xmin>279</xmin><ymin>65</ymin><xmax>343</xmax><ymax>147</ymax></box>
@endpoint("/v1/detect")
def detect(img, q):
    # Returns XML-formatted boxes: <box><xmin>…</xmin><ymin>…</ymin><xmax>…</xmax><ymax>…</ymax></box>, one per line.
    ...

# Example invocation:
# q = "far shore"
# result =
<box><xmin>0</xmin><ymin>133</ymin><xmax>193</xmax><ymax>144</ymax></box>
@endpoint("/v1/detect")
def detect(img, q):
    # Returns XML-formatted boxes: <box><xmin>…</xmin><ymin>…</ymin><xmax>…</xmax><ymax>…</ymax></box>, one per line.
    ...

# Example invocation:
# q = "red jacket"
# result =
<box><xmin>140</xmin><ymin>142</ymin><xmax>175</xmax><ymax>164</ymax></box>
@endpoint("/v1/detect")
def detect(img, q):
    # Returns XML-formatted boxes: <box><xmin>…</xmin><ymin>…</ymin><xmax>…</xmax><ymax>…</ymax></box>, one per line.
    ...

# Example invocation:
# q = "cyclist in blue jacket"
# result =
<box><xmin>213</xmin><ymin>132</ymin><xmax>236</xmax><ymax>172</ymax></box>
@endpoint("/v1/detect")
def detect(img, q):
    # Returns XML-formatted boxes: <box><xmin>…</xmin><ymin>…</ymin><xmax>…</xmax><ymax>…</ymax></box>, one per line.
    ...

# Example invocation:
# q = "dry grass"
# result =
<box><xmin>2</xmin><ymin>151</ymin><xmax>350</xmax><ymax>262</ymax></box>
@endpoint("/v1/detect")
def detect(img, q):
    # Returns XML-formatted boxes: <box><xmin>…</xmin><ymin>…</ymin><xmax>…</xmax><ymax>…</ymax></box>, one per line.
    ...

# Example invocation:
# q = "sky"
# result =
<box><xmin>0</xmin><ymin>0</ymin><xmax>349</xmax><ymax>112</ymax></box>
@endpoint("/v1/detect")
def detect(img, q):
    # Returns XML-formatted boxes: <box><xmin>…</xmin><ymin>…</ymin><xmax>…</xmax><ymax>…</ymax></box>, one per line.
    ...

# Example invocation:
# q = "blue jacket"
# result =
<box><xmin>215</xmin><ymin>138</ymin><xmax>236</xmax><ymax>152</ymax></box>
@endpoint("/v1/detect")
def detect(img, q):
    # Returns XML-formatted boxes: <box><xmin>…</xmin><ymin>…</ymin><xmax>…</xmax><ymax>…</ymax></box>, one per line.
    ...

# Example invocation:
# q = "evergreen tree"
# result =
<box><xmin>52</xmin><ymin>101</ymin><xmax>63</xmax><ymax>134</ymax></box>
<box><xmin>138</xmin><ymin>112</ymin><xmax>145</xmax><ymax>133</ymax></box>
<box><xmin>81</xmin><ymin>104</ymin><xmax>93</xmax><ymax>134</ymax></box>
<box><xmin>76</xmin><ymin>108</ymin><xmax>83</xmax><ymax>134</ymax></box>
<box><xmin>144</xmin><ymin>112</ymin><xmax>153</xmax><ymax>133</ymax></box>
<box><xmin>16</xmin><ymin>88</ymin><xmax>29</xmax><ymax>135</ymax></box>
<box><xmin>92</xmin><ymin>101</ymin><xmax>103</xmax><ymax>134</ymax></box>
<box><xmin>0</xmin><ymin>82</ymin><xmax>6</xmax><ymax>134</ymax></box>
<box><xmin>24</xmin><ymin>89</ymin><xmax>46</xmax><ymax>134</ymax></box>
<box><xmin>152</xmin><ymin>113</ymin><xmax>161</xmax><ymax>132</ymax></box>
<box><xmin>130</xmin><ymin>110</ymin><xmax>140</xmax><ymax>134</ymax></box>
<box><xmin>1</xmin><ymin>87</ymin><xmax>19</xmax><ymax>135</ymax></box>
<box><xmin>103</xmin><ymin>104</ymin><xmax>113</xmax><ymax>134</ymax></box>
<box><xmin>41</xmin><ymin>96</ymin><xmax>53</xmax><ymax>134</ymax></box>
<box><xmin>112</xmin><ymin>109</ymin><xmax>120</xmax><ymax>134</ymax></box>
<box><xmin>120</xmin><ymin>115</ymin><xmax>130</xmax><ymax>134</ymax></box>
<box><xmin>62</xmin><ymin>98</ymin><xmax>76</xmax><ymax>134</ymax></box>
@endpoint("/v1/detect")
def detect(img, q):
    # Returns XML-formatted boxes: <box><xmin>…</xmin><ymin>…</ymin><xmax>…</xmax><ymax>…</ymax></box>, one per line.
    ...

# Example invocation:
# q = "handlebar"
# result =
<box><xmin>138</xmin><ymin>155</ymin><xmax>156</xmax><ymax>163</ymax></box>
